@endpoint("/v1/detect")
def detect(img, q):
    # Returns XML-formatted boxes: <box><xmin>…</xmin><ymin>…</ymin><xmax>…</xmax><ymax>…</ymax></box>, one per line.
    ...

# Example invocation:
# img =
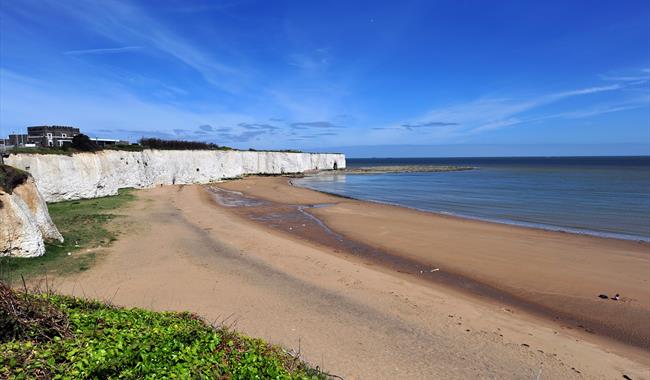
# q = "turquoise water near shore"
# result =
<box><xmin>293</xmin><ymin>156</ymin><xmax>650</xmax><ymax>241</ymax></box>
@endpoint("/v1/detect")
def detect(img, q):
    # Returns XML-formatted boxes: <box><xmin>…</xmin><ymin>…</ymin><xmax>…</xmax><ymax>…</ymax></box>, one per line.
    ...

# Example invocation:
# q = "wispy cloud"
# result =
<box><xmin>548</xmin><ymin>84</ymin><xmax>621</xmax><ymax>99</ymax></box>
<box><xmin>469</xmin><ymin>118</ymin><xmax>522</xmax><ymax>134</ymax></box>
<box><xmin>290</xmin><ymin>121</ymin><xmax>344</xmax><ymax>129</ymax></box>
<box><xmin>64</xmin><ymin>46</ymin><xmax>143</xmax><ymax>55</ymax></box>
<box><xmin>392</xmin><ymin>78</ymin><xmax>649</xmax><ymax>137</ymax></box>
<box><xmin>0</xmin><ymin>67</ymin><xmax>258</xmax><ymax>145</ymax></box>
<box><xmin>217</xmin><ymin>129</ymin><xmax>266</xmax><ymax>142</ymax></box>
<box><xmin>287</xmin><ymin>48</ymin><xmax>331</xmax><ymax>70</ymax></box>
<box><xmin>599</xmin><ymin>68</ymin><xmax>650</xmax><ymax>82</ymax></box>
<box><xmin>167</xmin><ymin>2</ymin><xmax>245</xmax><ymax>13</ymax></box>
<box><xmin>401</xmin><ymin>121</ymin><xmax>459</xmax><ymax>130</ymax></box>
<box><xmin>546</xmin><ymin>101</ymin><xmax>649</xmax><ymax>120</ymax></box>
<box><xmin>238</xmin><ymin>123</ymin><xmax>280</xmax><ymax>132</ymax></box>
<box><xmin>116</xmin><ymin>129</ymin><xmax>175</xmax><ymax>139</ymax></box>
<box><xmin>52</xmin><ymin>0</ymin><xmax>242</xmax><ymax>92</ymax></box>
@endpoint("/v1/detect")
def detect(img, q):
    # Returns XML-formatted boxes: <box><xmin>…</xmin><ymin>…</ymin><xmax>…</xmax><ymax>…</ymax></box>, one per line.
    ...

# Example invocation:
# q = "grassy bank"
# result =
<box><xmin>0</xmin><ymin>283</ymin><xmax>324</xmax><ymax>379</ymax></box>
<box><xmin>0</xmin><ymin>189</ymin><xmax>136</xmax><ymax>283</ymax></box>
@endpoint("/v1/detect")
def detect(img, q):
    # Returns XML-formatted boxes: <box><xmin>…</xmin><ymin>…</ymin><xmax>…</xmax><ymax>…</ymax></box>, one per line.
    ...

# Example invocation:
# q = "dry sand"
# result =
<box><xmin>52</xmin><ymin>179</ymin><xmax>649</xmax><ymax>379</ymax></box>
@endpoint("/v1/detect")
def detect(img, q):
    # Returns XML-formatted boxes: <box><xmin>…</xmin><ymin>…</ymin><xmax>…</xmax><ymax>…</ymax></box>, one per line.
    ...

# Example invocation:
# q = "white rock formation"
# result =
<box><xmin>13</xmin><ymin>177</ymin><xmax>64</xmax><ymax>242</ymax></box>
<box><xmin>1</xmin><ymin>177</ymin><xmax>64</xmax><ymax>258</ymax></box>
<box><xmin>5</xmin><ymin>150</ymin><xmax>346</xmax><ymax>202</ymax></box>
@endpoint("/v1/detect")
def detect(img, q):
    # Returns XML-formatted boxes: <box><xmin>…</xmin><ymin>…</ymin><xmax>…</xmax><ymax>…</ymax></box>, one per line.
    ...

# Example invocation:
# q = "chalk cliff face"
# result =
<box><xmin>1</xmin><ymin>177</ymin><xmax>64</xmax><ymax>258</ymax></box>
<box><xmin>5</xmin><ymin>150</ymin><xmax>346</xmax><ymax>202</ymax></box>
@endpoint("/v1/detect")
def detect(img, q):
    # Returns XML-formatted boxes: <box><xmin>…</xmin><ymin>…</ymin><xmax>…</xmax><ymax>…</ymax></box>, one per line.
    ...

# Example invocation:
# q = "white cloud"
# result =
<box><xmin>548</xmin><ymin>101</ymin><xmax>649</xmax><ymax>119</ymax></box>
<box><xmin>547</xmin><ymin>84</ymin><xmax>621</xmax><ymax>99</ymax></box>
<box><xmin>64</xmin><ymin>46</ymin><xmax>143</xmax><ymax>55</ymax></box>
<box><xmin>50</xmin><ymin>0</ymin><xmax>242</xmax><ymax>92</ymax></box>
<box><xmin>599</xmin><ymin>68</ymin><xmax>650</xmax><ymax>82</ymax></box>
<box><xmin>470</xmin><ymin>118</ymin><xmax>522</xmax><ymax>133</ymax></box>
<box><xmin>0</xmin><ymin>68</ymin><xmax>255</xmax><ymax>143</ymax></box>
<box><xmin>395</xmin><ymin>80</ymin><xmax>646</xmax><ymax>137</ymax></box>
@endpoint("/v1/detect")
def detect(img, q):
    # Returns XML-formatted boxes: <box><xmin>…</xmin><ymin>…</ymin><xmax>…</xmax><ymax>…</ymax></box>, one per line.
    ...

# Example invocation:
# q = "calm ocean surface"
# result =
<box><xmin>293</xmin><ymin>157</ymin><xmax>650</xmax><ymax>241</ymax></box>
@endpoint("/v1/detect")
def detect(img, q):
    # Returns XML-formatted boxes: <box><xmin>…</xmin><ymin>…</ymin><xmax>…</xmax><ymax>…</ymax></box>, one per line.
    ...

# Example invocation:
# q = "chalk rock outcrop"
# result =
<box><xmin>6</xmin><ymin>150</ymin><xmax>346</xmax><ymax>202</ymax></box>
<box><xmin>1</xmin><ymin>176</ymin><xmax>64</xmax><ymax>258</ymax></box>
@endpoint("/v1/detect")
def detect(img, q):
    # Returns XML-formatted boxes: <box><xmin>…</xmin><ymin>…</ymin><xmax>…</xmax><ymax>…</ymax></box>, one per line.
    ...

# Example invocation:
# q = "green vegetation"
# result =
<box><xmin>8</xmin><ymin>147</ymin><xmax>77</xmax><ymax>156</ymax></box>
<box><xmin>9</xmin><ymin>144</ymin><xmax>146</xmax><ymax>155</ymax></box>
<box><xmin>248</xmin><ymin>148</ymin><xmax>303</xmax><ymax>153</ymax></box>
<box><xmin>0</xmin><ymin>189</ymin><xmax>136</xmax><ymax>283</ymax></box>
<box><xmin>71</xmin><ymin>134</ymin><xmax>99</xmax><ymax>152</ymax></box>
<box><xmin>0</xmin><ymin>283</ymin><xmax>324</xmax><ymax>379</ymax></box>
<box><xmin>104</xmin><ymin>144</ymin><xmax>145</xmax><ymax>152</ymax></box>
<box><xmin>0</xmin><ymin>165</ymin><xmax>29</xmax><ymax>194</ymax></box>
<box><xmin>6</xmin><ymin>138</ymin><xmax>343</xmax><ymax>155</ymax></box>
<box><xmin>139</xmin><ymin>138</ymin><xmax>232</xmax><ymax>151</ymax></box>
<box><xmin>7</xmin><ymin>138</ymin><xmax>234</xmax><ymax>154</ymax></box>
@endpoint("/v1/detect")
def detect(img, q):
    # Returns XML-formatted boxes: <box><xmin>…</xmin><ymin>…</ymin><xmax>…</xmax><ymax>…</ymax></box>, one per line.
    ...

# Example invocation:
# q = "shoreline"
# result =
<box><xmin>48</xmin><ymin>182</ymin><xmax>650</xmax><ymax>379</ymax></box>
<box><xmin>209</xmin><ymin>184</ymin><xmax>641</xmax><ymax>348</ymax></box>
<box><xmin>330</xmin><ymin>165</ymin><xmax>475</xmax><ymax>174</ymax></box>
<box><xmin>216</xmin><ymin>176</ymin><xmax>650</xmax><ymax>351</ymax></box>
<box><xmin>291</xmin><ymin>178</ymin><xmax>650</xmax><ymax>243</ymax></box>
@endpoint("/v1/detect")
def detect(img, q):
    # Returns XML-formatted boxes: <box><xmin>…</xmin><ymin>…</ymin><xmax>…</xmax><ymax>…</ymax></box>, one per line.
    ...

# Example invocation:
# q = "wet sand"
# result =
<box><xmin>216</xmin><ymin>177</ymin><xmax>650</xmax><ymax>350</ymax></box>
<box><xmin>51</xmin><ymin>180</ymin><xmax>649</xmax><ymax>379</ymax></box>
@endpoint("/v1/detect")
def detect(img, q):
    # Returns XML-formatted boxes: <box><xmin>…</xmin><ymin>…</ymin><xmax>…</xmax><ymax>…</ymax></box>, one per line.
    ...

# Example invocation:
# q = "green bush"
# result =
<box><xmin>71</xmin><ymin>134</ymin><xmax>99</xmax><ymax>152</ymax></box>
<box><xmin>0</xmin><ymin>286</ymin><xmax>325</xmax><ymax>379</ymax></box>
<box><xmin>139</xmin><ymin>138</ymin><xmax>231</xmax><ymax>151</ymax></box>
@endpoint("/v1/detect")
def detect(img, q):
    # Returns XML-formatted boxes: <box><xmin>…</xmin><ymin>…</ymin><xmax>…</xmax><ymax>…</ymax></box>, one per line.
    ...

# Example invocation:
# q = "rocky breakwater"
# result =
<box><xmin>5</xmin><ymin>150</ymin><xmax>346</xmax><ymax>202</ymax></box>
<box><xmin>0</xmin><ymin>165</ymin><xmax>63</xmax><ymax>257</ymax></box>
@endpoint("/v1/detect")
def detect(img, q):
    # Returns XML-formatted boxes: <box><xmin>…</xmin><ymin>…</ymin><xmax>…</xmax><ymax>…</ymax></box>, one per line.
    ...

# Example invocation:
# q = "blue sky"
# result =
<box><xmin>1</xmin><ymin>0</ymin><xmax>648</xmax><ymax>157</ymax></box>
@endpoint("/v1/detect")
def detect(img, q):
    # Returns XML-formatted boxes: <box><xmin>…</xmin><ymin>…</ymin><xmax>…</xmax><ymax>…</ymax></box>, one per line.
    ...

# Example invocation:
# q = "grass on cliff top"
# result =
<box><xmin>7</xmin><ymin>147</ymin><xmax>74</xmax><ymax>156</ymax></box>
<box><xmin>0</xmin><ymin>283</ymin><xmax>325</xmax><ymax>379</ymax></box>
<box><xmin>0</xmin><ymin>165</ymin><xmax>29</xmax><ymax>194</ymax></box>
<box><xmin>0</xmin><ymin>189</ymin><xmax>136</xmax><ymax>283</ymax></box>
<box><xmin>8</xmin><ymin>145</ymin><xmax>146</xmax><ymax>156</ymax></box>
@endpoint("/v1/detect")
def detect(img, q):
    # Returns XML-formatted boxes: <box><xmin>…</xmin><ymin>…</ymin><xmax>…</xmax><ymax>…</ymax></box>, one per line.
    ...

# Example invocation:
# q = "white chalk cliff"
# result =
<box><xmin>1</xmin><ymin>176</ymin><xmax>64</xmax><ymax>258</ymax></box>
<box><xmin>6</xmin><ymin>150</ymin><xmax>346</xmax><ymax>202</ymax></box>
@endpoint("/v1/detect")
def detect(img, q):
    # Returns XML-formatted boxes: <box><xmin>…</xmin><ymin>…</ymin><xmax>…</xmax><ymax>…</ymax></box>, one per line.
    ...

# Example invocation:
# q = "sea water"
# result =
<box><xmin>293</xmin><ymin>156</ymin><xmax>650</xmax><ymax>241</ymax></box>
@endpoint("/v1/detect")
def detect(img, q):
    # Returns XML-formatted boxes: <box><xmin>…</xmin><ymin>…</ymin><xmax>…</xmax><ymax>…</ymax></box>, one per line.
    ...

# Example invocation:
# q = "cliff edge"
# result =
<box><xmin>6</xmin><ymin>149</ymin><xmax>345</xmax><ymax>202</ymax></box>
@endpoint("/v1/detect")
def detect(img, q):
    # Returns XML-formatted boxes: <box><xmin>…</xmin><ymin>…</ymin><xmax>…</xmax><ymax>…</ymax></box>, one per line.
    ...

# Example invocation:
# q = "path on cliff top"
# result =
<box><xmin>53</xmin><ymin>184</ymin><xmax>648</xmax><ymax>380</ymax></box>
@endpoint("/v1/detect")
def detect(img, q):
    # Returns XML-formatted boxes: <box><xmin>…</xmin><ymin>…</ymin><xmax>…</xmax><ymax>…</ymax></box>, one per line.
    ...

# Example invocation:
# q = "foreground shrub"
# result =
<box><xmin>0</xmin><ymin>282</ymin><xmax>71</xmax><ymax>343</ymax></box>
<box><xmin>0</xmin><ymin>284</ymin><xmax>325</xmax><ymax>379</ymax></box>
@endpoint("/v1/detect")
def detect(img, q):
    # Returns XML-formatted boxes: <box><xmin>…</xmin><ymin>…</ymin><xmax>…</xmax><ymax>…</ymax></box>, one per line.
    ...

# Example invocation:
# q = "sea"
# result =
<box><xmin>293</xmin><ymin>156</ymin><xmax>650</xmax><ymax>242</ymax></box>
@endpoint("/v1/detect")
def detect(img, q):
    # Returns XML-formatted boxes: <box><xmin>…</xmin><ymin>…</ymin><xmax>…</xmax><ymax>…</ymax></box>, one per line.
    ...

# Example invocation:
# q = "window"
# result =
<box><xmin>62</xmin><ymin>133</ymin><xmax>67</xmax><ymax>138</ymax></box>
<box><xmin>46</xmin><ymin>133</ymin><xmax>53</xmax><ymax>139</ymax></box>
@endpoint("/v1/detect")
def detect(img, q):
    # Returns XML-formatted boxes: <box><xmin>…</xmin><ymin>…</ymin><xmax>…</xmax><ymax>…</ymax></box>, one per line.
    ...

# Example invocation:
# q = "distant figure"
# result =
<box><xmin>333</xmin><ymin>162</ymin><xmax>338</xmax><ymax>170</ymax></box>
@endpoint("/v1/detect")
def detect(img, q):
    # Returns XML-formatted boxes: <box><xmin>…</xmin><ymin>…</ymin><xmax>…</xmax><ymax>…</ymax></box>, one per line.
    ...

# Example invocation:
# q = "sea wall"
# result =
<box><xmin>5</xmin><ymin>150</ymin><xmax>346</xmax><ymax>202</ymax></box>
<box><xmin>1</xmin><ymin>176</ymin><xmax>64</xmax><ymax>257</ymax></box>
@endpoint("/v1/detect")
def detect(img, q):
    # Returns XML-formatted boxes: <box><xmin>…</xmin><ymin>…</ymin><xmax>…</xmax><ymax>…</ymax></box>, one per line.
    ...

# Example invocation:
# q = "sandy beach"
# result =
<box><xmin>217</xmin><ymin>177</ymin><xmax>650</xmax><ymax>347</ymax></box>
<box><xmin>52</xmin><ymin>178</ymin><xmax>649</xmax><ymax>379</ymax></box>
